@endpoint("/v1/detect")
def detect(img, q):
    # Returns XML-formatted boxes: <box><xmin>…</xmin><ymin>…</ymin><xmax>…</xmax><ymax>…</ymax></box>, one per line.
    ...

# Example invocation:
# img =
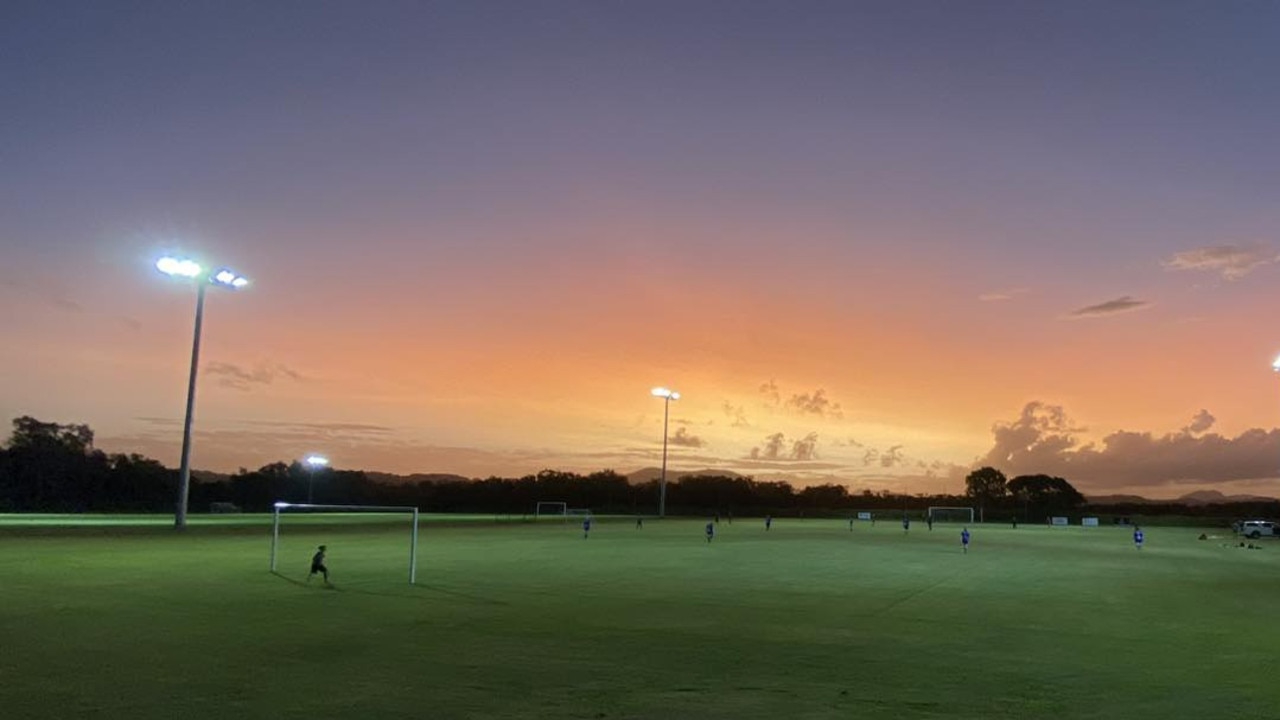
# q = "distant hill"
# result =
<box><xmin>1086</xmin><ymin>494</ymin><xmax>1157</xmax><ymax>505</ymax></box>
<box><xmin>1088</xmin><ymin>490</ymin><xmax>1278</xmax><ymax>505</ymax></box>
<box><xmin>363</xmin><ymin>471</ymin><xmax>473</xmax><ymax>485</ymax></box>
<box><xmin>1175</xmin><ymin>489</ymin><xmax>1278</xmax><ymax>505</ymax></box>
<box><xmin>625</xmin><ymin>467</ymin><xmax>745</xmax><ymax>484</ymax></box>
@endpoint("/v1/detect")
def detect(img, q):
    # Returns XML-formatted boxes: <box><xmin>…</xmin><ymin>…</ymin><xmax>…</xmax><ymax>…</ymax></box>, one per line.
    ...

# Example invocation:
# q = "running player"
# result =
<box><xmin>961</xmin><ymin>527</ymin><xmax>970</xmax><ymax>553</ymax></box>
<box><xmin>308</xmin><ymin>545</ymin><xmax>330</xmax><ymax>584</ymax></box>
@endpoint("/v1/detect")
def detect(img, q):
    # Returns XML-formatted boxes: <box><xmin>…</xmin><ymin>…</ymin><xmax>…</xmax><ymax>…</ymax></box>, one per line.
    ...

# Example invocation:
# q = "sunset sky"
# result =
<box><xmin>3</xmin><ymin>1</ymin><xmax>1280</xmax><ymax>498</ymax></box>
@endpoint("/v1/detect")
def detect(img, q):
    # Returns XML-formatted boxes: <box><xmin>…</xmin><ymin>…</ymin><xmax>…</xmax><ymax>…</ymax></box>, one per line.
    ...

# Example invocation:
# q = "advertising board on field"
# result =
<box><xmin>1051</xmin><ymin>516</ymin><xmax>1069</xmax><ymax>526</ymax></box>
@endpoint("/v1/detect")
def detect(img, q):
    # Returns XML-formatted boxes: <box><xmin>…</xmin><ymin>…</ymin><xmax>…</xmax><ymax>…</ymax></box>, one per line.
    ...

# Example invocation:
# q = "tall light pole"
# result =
<box><xmin>156</xmin><ymin>256</ymin><xmax>249</xmax><ymax>529</ymax></box>
<box><xmin>651</xmin><ymin>387</ymin><xmax>680</xmax><ymax>518</ymax></box>
<box><xmin>304</xmin><ymin>454</ymin><xmax>330</xmax><ymax>504</ymax></box>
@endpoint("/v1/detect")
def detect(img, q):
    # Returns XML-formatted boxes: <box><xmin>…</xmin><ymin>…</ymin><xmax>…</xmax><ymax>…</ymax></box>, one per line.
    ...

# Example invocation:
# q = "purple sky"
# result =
<box><xmin>2</xmin><ymin>1</ymin><xmax>1280</xmax><ymax>497</ymax></box>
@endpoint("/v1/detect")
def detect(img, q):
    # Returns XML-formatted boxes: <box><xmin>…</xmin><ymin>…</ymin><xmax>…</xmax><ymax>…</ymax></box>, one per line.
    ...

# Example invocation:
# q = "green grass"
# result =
<box><xmin>1</xmin><ymin>516</ymin><xmax>1277</xmax><ymax>719</ymax></box>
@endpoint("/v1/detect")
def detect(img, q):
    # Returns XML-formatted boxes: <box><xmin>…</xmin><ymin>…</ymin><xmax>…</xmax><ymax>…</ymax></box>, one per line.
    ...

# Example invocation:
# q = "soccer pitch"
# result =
<box><xmin>2</xmin><ymin>516</ymin><xmax>1277</xmax><ymax>719</ymax></box>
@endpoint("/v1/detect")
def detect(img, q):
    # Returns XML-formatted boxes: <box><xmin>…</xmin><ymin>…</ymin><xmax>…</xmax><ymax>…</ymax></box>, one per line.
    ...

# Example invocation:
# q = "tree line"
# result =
<box><xmin>2</xmin><ymin>417</ymin><xmax>1277</xmax><ymax>521</ymax></box>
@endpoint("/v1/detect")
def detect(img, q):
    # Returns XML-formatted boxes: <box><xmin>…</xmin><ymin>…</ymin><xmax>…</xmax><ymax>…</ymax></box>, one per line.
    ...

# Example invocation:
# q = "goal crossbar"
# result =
<box><xmin>270</xmin><ymin>501</ymin><xmax>420</xmax><ymax>584</ymax></box>
<box><xmin>927</xmin><ymin>506</ymin><xmax>975</xmax><ymax>523</ymax></box>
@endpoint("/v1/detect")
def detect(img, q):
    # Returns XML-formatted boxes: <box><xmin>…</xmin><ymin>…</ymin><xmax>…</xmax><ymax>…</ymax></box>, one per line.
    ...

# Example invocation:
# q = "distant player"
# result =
<box><xmin>1133</xmin><ymin>526</ymin><xmax>1144</xmax><ymax>550</ymax></box>
<box><xmin>705</xmin><ymin>521</ymin><xmax>715</xmax><ymax>543</ymax></box>
<box><xmin>961</xmin><ymin>527</ymin><xmax>970</xmax><ymax>553</ymax></box>
<box><xmin>902</xmin><ymin>515</ymin><xmax>910</xmax><ymax>533</ymax></box>
<box><xmin>583</xmin><ymin>516</ymin><xmax>592</xmax><ymax>539</ymax></box>
<box><xmin>308</xmin><ymin>545</ymin><xmax>330</xmax><ymax>585</ymax></box>
<box><xmin>1012</xmin><ymin>517</ymin><xmax>1018</xmax><ymax>529</ymax></box>
<box><xmin>927</xmin><ymin>515</ymin><xmax>934</xmax><ymax>531</ymax></box>
<box><xmin>636</xmin><ymin>516</ymin><xmax>643</xmax><ymax>530</ymax></box>
<box><xmin>849</xmin><ymin>516</ymin><xmax>855</xmax><ymax>532</ymax></box>
<box><xmin>765</xmin><ymin>515</ymin><xmax>773</xmax><ymax>531</ymax></box>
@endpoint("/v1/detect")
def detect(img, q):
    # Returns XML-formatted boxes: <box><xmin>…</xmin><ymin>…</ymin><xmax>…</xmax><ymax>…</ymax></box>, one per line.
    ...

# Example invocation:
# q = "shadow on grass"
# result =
<box><xmin>269</xmin><ymin>571</ymin><xmax>508</xmax><ymax>606</ymax></box>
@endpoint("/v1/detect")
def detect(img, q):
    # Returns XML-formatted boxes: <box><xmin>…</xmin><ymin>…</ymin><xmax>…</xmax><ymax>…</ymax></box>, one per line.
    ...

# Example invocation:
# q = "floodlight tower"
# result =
<box><xmin>651</xmin><ymin>387</ymin><xmax>680</xmax><ymax>517</ymax></box>
<box><xmin>304</xmin><ymin>454</ymin><xmax>330</xmax><ymax>504</ymax></box>
<box><xmin>156</xmin><ymin>256</ymin><xmax>249</xmax><ymax>529</ymax></box>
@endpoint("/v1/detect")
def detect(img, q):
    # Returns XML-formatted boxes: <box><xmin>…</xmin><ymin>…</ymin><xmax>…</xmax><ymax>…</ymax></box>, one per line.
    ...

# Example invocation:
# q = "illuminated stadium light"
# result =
<box><xmin>304</xmin><ymin>455</ymin><xmax>330</xmax><ymax>503</ymax></box>
<box><xmin>155</xmin><ymin>253</ymin><xmax>251</xmax><ymax>530</ymax></box>
<box><xmin>212</xmin><ymin>268</ymin><xmax>250</xmax><ymax>289</ymax></box>
<box><xmin>156</xmin><ymin>256</ymin><xmax>203</xmax><ymax>278</ymax></box>
<box><xmin>652</xmin><ymin>386</ymin><xmax>681</xmax><ymax>517</ymax></box>
<box><xmin>651</xmin><ymin>387</ymin><xmax>680</xmax><ymax>400</ymax></box>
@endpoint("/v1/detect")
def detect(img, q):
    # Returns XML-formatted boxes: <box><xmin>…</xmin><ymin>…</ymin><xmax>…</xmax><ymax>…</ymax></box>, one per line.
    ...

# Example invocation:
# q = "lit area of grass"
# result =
<box><xmin>1</xmin><ymin>516</ymin><xmax>1277</xmax><ymax>719</ymax></box>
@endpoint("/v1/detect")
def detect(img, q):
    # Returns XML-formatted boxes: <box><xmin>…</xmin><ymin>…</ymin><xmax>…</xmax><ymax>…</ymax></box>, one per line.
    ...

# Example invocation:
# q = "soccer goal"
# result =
<box><xmin>927</xmin><ymin>506</ymin><xmax>975</xmax><ymax>524</ymax></box>
<box><xmin>535</xmin><ymin>501</ymin><xmax>568</xmax><ymax>521</ymax></box>
<box><xmin>269</xmin><ymin>502</ymin><xmax>420</xmax><ymax>584</ymax></box>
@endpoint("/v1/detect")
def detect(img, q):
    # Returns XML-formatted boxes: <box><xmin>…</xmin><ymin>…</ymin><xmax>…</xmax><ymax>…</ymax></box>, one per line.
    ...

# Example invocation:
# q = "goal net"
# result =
<box><xmin>535</xmin><ymin>501</ymin><xmax>568</xmax><ymax>521</ymax></box>
<box><xmin>269</xmin><ymin>502</ymin><xmax>419</xmax><ymax>584</ymax></box>
<box><xmin>927</xmin><ymin>506</ymin><xmax>975</xmax><ymax>524</ymax></box>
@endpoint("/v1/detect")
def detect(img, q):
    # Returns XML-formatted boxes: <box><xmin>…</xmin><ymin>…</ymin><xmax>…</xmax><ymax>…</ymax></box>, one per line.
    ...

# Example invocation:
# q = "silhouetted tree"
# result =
<box><xmin>1007</xmin><ymin>474</ymin><xmax>1086</xmax><ymax>520</ymax></box>
<box><xmin>964</xmin><ymin>466</ymin><xmax>1008</xmax><ymax>522</ymax></box>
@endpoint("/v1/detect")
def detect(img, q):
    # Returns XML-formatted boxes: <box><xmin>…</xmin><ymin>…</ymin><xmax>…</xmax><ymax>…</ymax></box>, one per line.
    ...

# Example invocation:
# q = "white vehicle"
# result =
<box><xmin>1232</xmin><ymin>520</ymin><xmax>1277</xmax><ymax>539</ymax></box>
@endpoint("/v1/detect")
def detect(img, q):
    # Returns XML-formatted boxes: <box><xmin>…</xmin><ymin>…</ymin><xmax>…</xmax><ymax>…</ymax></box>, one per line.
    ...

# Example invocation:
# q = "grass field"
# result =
<box><xmin>2</xmin><ymin>515</ymin><xmax>1278</xmax><ymax>719</ymax></box>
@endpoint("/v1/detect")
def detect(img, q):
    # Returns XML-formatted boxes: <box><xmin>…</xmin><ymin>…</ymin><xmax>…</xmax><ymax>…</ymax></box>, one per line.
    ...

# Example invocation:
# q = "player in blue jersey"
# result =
<box><xmin>582</xmin><ymin>516</ymin><xmax>592</xmax><ymax>539</ymax></box>
<box><xmin>1133</xmin><ymin>526</ymin><xmax>1144</xmax><ymax>550</ymax></box>
<box><xmin>902</xmin><ymin>515</ymin><xmax>910</xmax><ymax>533</ymax></box>
<box><xmin>705</xmin><ymin>521</ymin><xmax>715</xmax><ymax>543</ymax></box>
<box><xmin>961</xmin><ymin>527</ymin><xmax>970</xmax><ymax>553</ymax></box>
<box><xmin>765</xmin><ymin>515</ymin><xmax>772</xmax><ymax>531</ymax></box>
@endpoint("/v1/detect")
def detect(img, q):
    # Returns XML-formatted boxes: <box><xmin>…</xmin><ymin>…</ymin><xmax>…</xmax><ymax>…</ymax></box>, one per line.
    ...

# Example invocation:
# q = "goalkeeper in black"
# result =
<box><xmin>308</xmin><ymin>545</ymin><xmax>330</xmax><ymax>584</ymax></box>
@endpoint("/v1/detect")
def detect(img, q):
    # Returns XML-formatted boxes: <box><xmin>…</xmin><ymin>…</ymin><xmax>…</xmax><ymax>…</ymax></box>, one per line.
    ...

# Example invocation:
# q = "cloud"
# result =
<box><xmin>1066</xmin><ymin>296</ymin><xmax>1152</xmax><ymax>319</ymax></box>
<box><xmin>205</xmin><ymin>361</ymin><xmax>302</xmax><ymax>391</ymax></box>
<box><xmin>1163</xmin><ymin>243</ymin><xmax>1277</xmax><ymax>280</ymax></box>
<box><xmin>721</xmin><ymin>402</ymin><xmax>750</xmax><ymax>428</ymax></box>
<box><xmin>669</xmin><ymin>427</ymin><xmax>705</xmax><ymax>448</ymax></box>
<box><xmin>751</xmin><ymin>432</ymin><xmax>787</xmax><ymax>460</ymax></box>
<box><xmin>979</xmin><ymin>288</ymin><xmax>1029</xmax><ymax>302</ymax></box>
<box><xmin>1182</xmin><ymin>409</ymin><xmax>1215</xmax><ymax>435</ymax></box>
<box><xmin>786</xmin><ymin>389</ymin><xmax>844</xmax><ymax>419</ymax></box>
<box><xmin>791</xmin><ymin>432</ymin><xmax>819</xmax><ymax>461</ymax></box>
<box><xmin>979</xmin><ymin>401</ymin><xmax>1280</xmax><ymax>490</ymax></box>
<box><xmin>0</xmin><ymin>275</ymin><xmax>85</xmax><ymax>314</ymax></box>
<box><xmin>758</xmin><ymin>380</ymin><xmax>780</xmax><ymax>406</ymax></box>
<box><xmin>748</xmin><ymin>431</ymin><xmax>820</xmax><ymax>462</ymax></box>
<box><xmin>880</xmin><ymin>445</ymin><xmax>905</xmax><ymax>468</ymax></box>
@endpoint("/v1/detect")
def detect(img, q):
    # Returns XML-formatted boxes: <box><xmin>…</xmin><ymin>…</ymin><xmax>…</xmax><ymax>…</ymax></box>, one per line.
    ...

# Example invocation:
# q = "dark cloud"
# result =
<box><xmin>721</xmin><ymin>402</ymin><xmax>750</xmax><ymax>428</ymax></box>
<box><xmin>205</xmin><ymin>361</ymin><xmax>302</xmax><ymax>391</ymax></box>
<box><xmin>979</xmin><ymin>402</ymin><xmax>1280</xmax><ymax>490</ymax></box>
<box><xmin>1163</xmin><ymin>243</ymin><xmax>1277</xmax><ymax>280</ymax></box>
<box><xmin>759</xmin><ymin>380</ymin><xmax>781</xmax><ymax>406</ymax></box>
<box><xmin>1182</xmin><ymin>409</ymin><xmax>1215</xmax><ymax>435</ymax></box>
<box><xmin>880</xmin><ymin>445</ymin><xmax>905</xmax><ymax>468</ymax></box>
<box><xmin>786</xmin><ymin>389</ymin><xmax>844</xmax><ymax>419</ymax></box>
<box><xmin>791</xmin><ymin>432</ymin><xmax>819</xmax><ymax>461</ymax></box>
<box><xmin>669</xmin><ymin>427</ymin><xmax>705</xmax><ymax>448</ymax></box>
<box><xmin>749</xmin><ymin>431</ymin><xmax>819</xmax><ymax>462</ymax></box>
<box><xmin>751</xmin><ymin>432</ymin><xmax>787</xmax><ymax>460</ymax></box>
<box><xmin>1066</xmin><ymin>296</ymin><xmax>1152</xmax><ymax>319</ymax></box>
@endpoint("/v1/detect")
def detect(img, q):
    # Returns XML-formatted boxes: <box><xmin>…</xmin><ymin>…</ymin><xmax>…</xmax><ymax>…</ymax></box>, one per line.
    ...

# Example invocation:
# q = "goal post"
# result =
<box><xmin>927</xmin><ymin>506</ymin><xmax>975</xmax><ymax>524</ymax></box>
<box><xmin>535</xmin><ymin>501</ymin><xmax>568</xmax><ymax>521</ymax></box>
<box><xmin>270</xmin><ymin>502</ymin><xmax>420</xmax><ymax>584</ymax></box>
